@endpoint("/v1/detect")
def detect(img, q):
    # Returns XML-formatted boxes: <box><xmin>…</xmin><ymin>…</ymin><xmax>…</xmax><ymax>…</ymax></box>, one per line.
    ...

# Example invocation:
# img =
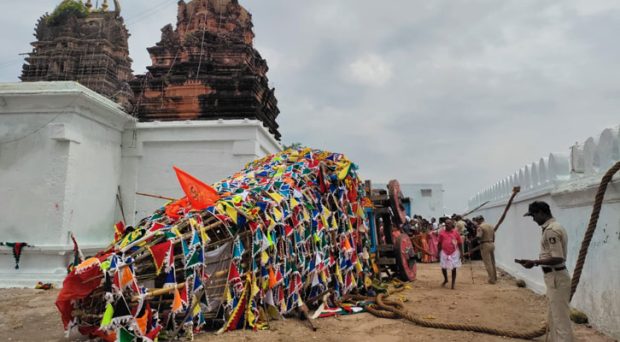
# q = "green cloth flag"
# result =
<box><xmin>119</xmin><ymin>327</ymin><xmax>136</xmax><ymax>342</ymax></box>
<box><xmin>100</xmin><ymin>302</ymin><xmax>113</xmax><ymax>329</ymax></box>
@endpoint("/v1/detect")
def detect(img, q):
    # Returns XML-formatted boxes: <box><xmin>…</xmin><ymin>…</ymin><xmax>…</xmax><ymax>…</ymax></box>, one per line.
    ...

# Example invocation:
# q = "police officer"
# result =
<box><xmin>517</xmin><ymin>201</ymin><xmax>574</xmax><ymax>342</ymax></box>
<box><xmin>473</xmin><ymin>216</ymin><xmax>496</xmax><ymax>284</ymax></box>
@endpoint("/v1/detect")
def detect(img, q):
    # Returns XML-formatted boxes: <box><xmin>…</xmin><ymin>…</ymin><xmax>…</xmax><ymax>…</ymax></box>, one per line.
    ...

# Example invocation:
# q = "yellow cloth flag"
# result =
<box><xmin>329</xmin><ymin>215</ymin><xmax>338</xmax><ymax>230</ymax></box>
<box><xmin>357</xmin><ymin>205</ymin><xmax>365</xmax><ymax>218</ymax></box>
<box><xmin>335</xmin><ymin>265</ymin><xmax>343</xmax><ymax>284</ymax></box>
<box><xmin>268</xmin><ymin>192</ymin><xmax>284</xmax><ymax>203</ymax></box>
<box><xmin>264</xmin><ymin>213</ymin><xmax>276</xmax><ymax>231</ymax></box>
<box><xmin>225</xmin><ymin>284</ymin><xmax>232</xmax><ymax>304</ymax></box>
<box><xmin>355</xmin><ymin>259</ymin><xmax>363</xmax><ymax>273</ymax></box>
<box><xmin>337</xmin><ymin>161</ymin><xmax>351</xmax><ymax>180</ymax></box>
<box><xmin>272</xmin><ymin>207</ymin><xmax>283</xmax><ymax>221</ymax></box>
<box><xmin>364</xmin><ymin>275</ymin><xmax>373</xmax><ymax>288</ymax></box>
<box><xmin>274</xmin><ymin>165</ymin><xmax>285</xmax><ymax>179</ymax></box>
<box><xmin>290</xmin><ymin>197</ymin><xmax>299</xmax><ymax>208</ymax></box>
<box><xmin>232</xmin><ymin>195</ymin><xmax>243</xmax><ymax>206</ymax></box>
<box><xmin>321</xmin><ymin>207</ymin><xmax>332</xmax><ymax>228</ymax></box>
<box><xmin>119</xmin><ymin>230</ymin><xmax>142</xmax><ymax>249</ymax></box>
<box><xmin>252</xmin><ymin>273</ymin><xmax>260</xmax><ymax>297</ymax></box>
<box><xmin>261</xmin><ymin>251</ymin><xmax>269</xmax><ymax>265</ymax></box>
<box><xmin>192</xmin><ymin>296</ymin><xmax>202</xmax><ymax>317</ymax></box>
<box><xmin>320</xmin><ymin>270</ymin><xmax>328</xmax><ymax>284</ymax></box>
<box><xmin>321</xmin><ymin>213</ymin><xmax>329</xmax><ymax>229</ymax></box>
<box><xmin>288</xmin><ymin>150</ymin><xmax>299</xmax><ymax>162</ymax></box>
<box><xmin>225</xmin><ymin>203</ymin><xmax>238</xmax><ymax>224</ymax></box>
<box><xmin>200</xmin><ymin>226</ymin><xmax>210</xmax><ymax>245</ymax></box>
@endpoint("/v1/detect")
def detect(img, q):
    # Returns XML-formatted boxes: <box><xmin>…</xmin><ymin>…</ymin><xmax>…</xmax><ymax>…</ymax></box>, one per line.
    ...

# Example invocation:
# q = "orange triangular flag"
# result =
<box><xmin>135</xmin><ymin>306</ymin><xmax>149</xmax><ymax>335</ymax></box>
<box><xmin>173</xmin><ymin>166</ymin><xmax>220</xmax><ymax>210</ymax></box>
<box><xmin>119</xmin><ymin>266</ymin><xmax>134</xmax><ymax>289</ymax></box>
<box><xmin>268</xmin><ymin>267</ymin><xmax>277</xmax><ymax>289</ymax></box>
<box><xmin>343</xmin><ymin>236</ymin><xmax>352</xmax><ymax>252</ymax></box>
<box><xmin>172</xmin><ymin>287</ymin><xmax>183</xmax><ymax>314</ymax></box>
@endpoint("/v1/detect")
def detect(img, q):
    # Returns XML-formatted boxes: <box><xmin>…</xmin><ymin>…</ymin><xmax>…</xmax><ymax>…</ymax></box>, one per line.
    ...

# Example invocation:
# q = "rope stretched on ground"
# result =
<box><xmin>371</xmin><ymin>293</ymin><xmax>547</xmax><ymax>340</ymax></box>
<box><xmin>570</xmin><ymin>161</ymin><xmax>620</xmax><ymax>300</ymax></box>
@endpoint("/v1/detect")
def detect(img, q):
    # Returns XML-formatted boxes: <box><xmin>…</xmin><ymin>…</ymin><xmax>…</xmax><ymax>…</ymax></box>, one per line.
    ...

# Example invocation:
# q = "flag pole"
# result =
<box><xmin>136</xmin><ymin>192</ymin><xmax>177</xmax><ymax>201</ymax></box>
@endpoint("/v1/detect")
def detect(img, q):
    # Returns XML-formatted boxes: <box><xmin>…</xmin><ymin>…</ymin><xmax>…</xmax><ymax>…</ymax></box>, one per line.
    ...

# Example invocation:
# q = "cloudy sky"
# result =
<box><xmin>1</xmin><ymin>0</ymin><xmax>619</xmax><ymax>213</ymax></box>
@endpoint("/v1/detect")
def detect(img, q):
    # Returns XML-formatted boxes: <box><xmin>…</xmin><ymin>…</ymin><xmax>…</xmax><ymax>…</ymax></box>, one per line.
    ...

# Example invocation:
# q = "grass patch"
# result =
<box><xmin>48</xmin><ymin>0</ymin><xmax>88</xmax><ymax>26</ymax></box>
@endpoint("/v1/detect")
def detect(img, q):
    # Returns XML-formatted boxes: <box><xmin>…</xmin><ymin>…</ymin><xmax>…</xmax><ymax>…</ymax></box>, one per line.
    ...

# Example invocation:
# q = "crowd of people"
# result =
<box><xmin>408</xmin><ymin>214</ymin><xmax>482</xmax><ymax>262</ymax></box>
<box><xmin>402</xmin><ymin>203</ymin><xmax>573</xmax><ymax>341</ymax></box>
<box><xmin>405</xmin><ymin>214</ymin><xmax>497</xmax><ymax>289</ymax></box>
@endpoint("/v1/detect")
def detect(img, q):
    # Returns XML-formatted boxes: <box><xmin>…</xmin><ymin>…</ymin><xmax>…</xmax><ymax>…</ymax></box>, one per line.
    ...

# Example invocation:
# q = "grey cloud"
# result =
<box><xmin>2</xmin><ymin>0</ymin><xmax>620</xmax><ymax>212</ymax></box>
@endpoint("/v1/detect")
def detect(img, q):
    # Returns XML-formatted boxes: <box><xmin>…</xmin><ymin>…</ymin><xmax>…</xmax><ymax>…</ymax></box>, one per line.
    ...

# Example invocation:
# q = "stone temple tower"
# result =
<box><xmin>20</xmin><ymin>0</ymin><xmax>134</xmax><ymax>111</ymax></box>
<box><xmin>130</xmin><ymin>0</ymin><xmax>281</xmax><ymax>140</ymax></box>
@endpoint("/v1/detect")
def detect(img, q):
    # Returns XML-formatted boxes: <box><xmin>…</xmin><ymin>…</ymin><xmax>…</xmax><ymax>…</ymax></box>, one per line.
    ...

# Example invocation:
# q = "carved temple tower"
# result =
<box><xmin>130</xmin><ymin>0</ymin><xmax>281</xmax><ymax>140</ymax></box>
<box><xmin>20</xmin><ymin>0</ymin><xmax>134</xmax><ymax>110</ymax></box>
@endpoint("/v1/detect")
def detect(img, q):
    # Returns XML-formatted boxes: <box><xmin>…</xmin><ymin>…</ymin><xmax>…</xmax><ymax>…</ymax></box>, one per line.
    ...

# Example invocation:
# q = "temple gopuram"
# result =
<box><xmin>130</xmin><ymin>0</ymin><xmax>281</xmax><ymax>140</ymax></box>
<box><xmin>20</xmin><ymin>0</ymin><xmax>134</xmax><ymax>111</ymax></box>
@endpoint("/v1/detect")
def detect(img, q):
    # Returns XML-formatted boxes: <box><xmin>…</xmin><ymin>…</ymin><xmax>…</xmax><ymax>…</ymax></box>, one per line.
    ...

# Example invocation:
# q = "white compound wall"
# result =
<box><xmin>468</xmin><ymin>125</ymin><xmax>620</xmax><ymax>339</ymax></box>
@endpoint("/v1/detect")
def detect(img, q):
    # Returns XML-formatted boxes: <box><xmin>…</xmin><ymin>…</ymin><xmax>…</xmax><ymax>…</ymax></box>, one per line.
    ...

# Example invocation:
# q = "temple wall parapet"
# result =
<box><xmin>468</xmin><ymin>125</ymin><xmax>620</xmax><ymax>208</ymax></box>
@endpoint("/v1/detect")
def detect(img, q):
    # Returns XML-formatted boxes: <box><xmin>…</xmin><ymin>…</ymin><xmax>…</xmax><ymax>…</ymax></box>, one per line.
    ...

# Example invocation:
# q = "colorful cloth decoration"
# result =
<box><xmin>56</xmin><ymin>148</ymin><xmax>374</xmax><ymax>340</ymax></box>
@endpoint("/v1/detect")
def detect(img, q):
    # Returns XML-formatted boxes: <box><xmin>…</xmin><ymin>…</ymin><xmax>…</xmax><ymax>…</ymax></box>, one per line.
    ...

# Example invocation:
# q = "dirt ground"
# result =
<box><xmin>0</xmin><ymin>261</ymin><xmax>614</xmax><ymax>342</ymax></box>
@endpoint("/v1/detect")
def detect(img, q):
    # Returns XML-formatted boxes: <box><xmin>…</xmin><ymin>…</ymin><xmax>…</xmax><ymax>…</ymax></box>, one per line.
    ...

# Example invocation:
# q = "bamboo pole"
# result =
<box><xmin>132</xmin><ymin>282</ymin><xmax>186</xmax><ymax>302</ymax></box>
<box><xmin>136</xmin><ymin>192</ymin><xmax>177</xmax><ymax>201</ymax></box>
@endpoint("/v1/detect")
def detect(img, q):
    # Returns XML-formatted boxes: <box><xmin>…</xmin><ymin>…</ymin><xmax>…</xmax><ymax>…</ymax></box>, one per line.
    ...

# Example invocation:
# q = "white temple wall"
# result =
<box><xmin>467</xmin><ymin>125</ymin><xmax>620</xmax><ymax>339</ymax></box>
<box><xmin>120</xmin><ymin>120</ymin><xmax>282</xmax><ymax>225</ymax></box>
<box><xmin>0</xmin><ymin>82</ymin><xmax>134</xmax><ymax>286</ymax></box>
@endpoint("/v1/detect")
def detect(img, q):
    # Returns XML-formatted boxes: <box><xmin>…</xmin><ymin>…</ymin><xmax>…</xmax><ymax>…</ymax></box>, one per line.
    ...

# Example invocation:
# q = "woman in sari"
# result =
<box><xmin>427</xmin><ymin>228</ymin><xmax>439</xmax><ymax>263</ymax></box>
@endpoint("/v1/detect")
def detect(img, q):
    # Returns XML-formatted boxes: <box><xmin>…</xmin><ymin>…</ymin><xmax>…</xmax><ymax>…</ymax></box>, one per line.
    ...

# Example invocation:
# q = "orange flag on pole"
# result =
<box><xmin>173</xmin><ymin>166</ymin><xmax>220</xmax><ymax>210</ymax></box>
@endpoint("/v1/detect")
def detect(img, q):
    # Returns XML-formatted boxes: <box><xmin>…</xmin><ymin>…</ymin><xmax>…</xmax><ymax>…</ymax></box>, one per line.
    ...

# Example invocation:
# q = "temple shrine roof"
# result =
<box><xmin>20</xmin><ymin>0</ymin><xmax>134</xmax><ymax>111</ymax></box>
<box><xmin>130</xmin><ymin>0</ymin><xmax>281</xmax><ymax>140</ymax></box>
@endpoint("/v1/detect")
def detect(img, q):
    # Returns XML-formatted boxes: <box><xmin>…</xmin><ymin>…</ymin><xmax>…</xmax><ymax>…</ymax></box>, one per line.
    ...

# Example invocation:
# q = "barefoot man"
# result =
<box><xmin>437</xmin><ymin>219</ymin><xmax>463</xmax><ymax>289</ymax></box>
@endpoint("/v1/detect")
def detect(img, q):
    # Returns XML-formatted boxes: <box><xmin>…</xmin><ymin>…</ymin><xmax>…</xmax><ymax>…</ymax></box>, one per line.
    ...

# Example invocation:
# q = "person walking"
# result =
<box><xmin>437</xmin><ymin>219</ymin><xmax>463</xmax><ymax>289</ymax></box>
<box><xmin>473</xmin><ymin>216</ymin><xmax>497</xmax><ymax>284</ymax></box>
<box><xmin>516</xmin><ymin>201</ymin><xmax>574</xmax><ymax>342</ymax></box>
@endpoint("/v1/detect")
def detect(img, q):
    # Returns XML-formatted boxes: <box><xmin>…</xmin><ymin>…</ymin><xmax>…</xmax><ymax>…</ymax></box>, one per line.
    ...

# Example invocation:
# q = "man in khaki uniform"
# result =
<box><xmin>517</xmin><ymin>201</ymin><xmax>574</xmax><ymax>342</ymax></box>
<box><xmin>473</xmin><ymin>216</ymin><xmax>496</xmax><ymax>284</ymax></box>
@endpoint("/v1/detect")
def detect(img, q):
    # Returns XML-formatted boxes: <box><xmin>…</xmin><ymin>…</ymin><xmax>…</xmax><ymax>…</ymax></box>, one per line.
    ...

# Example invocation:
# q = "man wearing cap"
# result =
<box><xmin>517</xmin><ymin>201</ymin><xmax>573</xmax><ymax>342</ymax></box>
<box><xmin>473</xmin><ymin>216</ymin><xmax>496</xmax><ymax>284</ymax></box>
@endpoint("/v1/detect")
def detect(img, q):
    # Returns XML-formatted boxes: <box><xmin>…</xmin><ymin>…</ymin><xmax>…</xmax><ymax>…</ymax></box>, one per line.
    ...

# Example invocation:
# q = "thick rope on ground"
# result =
<box><xmin>570</xmin><ymin>161</ymin><xmax>620</xmax><ymax>300</ymax></box>
<box><xmin>374</xmin><ymin>293</ymin><xmax>547</xmax><ymax>340</ymax></box>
